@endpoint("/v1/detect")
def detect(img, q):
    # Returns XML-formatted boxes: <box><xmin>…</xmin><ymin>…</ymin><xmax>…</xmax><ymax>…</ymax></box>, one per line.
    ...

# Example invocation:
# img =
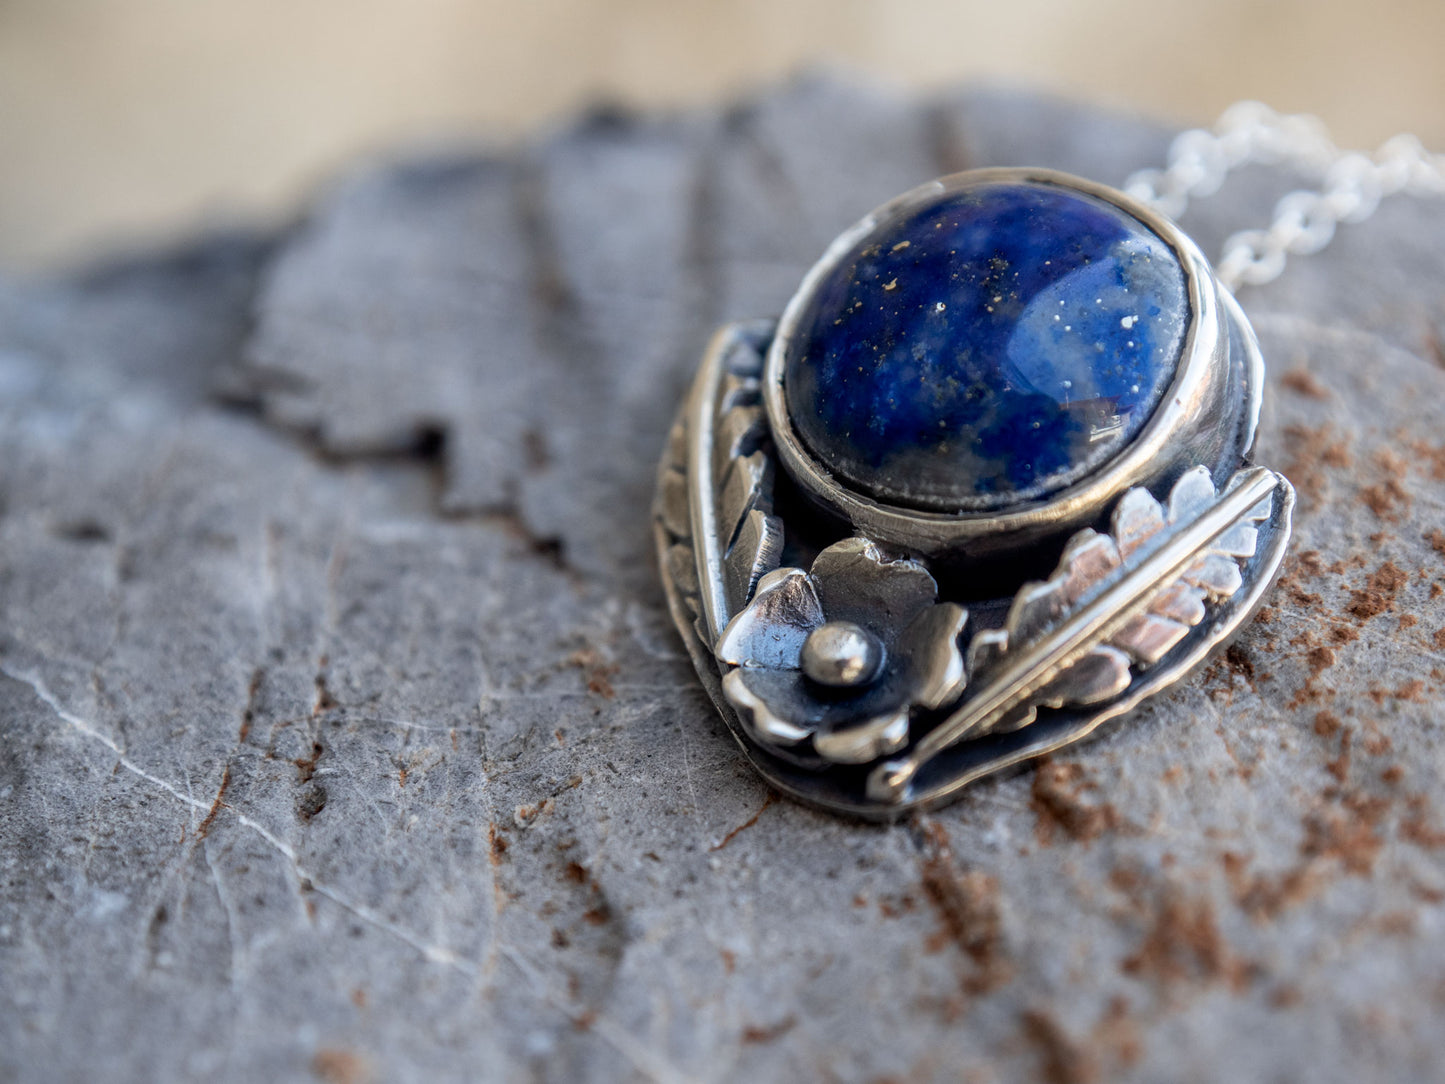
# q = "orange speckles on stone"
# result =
<box><xmin>1021</xmin><ymin>1009</ymin><xmax>1099</xmax><ymax>1084</ymax></box>
<box><xmin>312</xmin><ymin>1049</ymin><xmax>369</xmax><ymax>1084</ymax></box>
<box><xmin>917</xmin><ymin>820</ymin><xmax>1012</xmax><ymax>995</ymax></box>
<box><xmin>1279</xmin><ymin>574</ymin><xmax>1323</xmax><ymax>609</ymax></box>
<box><xmin>1224</xmin><ymin>851</ymin><xmax>1325</xmax><ymax>923</ymax></box>
<box><xmin>1359</xmin><ymin>478</ymin><xmax>1410</xmax><ymax>521</ymax></box>
<box><xmin>1281</xmin><ymin>368</ymin><xmax>1330</xmax><ymax>399</ymax></box>
<box><xmin>1282</xmin><ymin>423</ymin><xmax>1352</xmax><ymax>506</ymax></box>
<box><xmin>1346</xmin><ymin>562</ymin><xmax>1409</xmax><ymax>620</ymax></box>
<box><xmin>1325</xmin><ymin>730</ymin><xmax>1352</xmax><ymax>784</ymax></box>
<box><xmin>1303</xmin><ymin>793</ymin><xmax>1389</xmax><ymax>876</ymax></box>
<box><xmin>1401</xmin><ymin>797</ymin><xmax>1445</xmax><ymax>848</ymax></box>
<box><xmin>1374</xmin><ymin>911</ymin><xmax>1418</xmax><ymax>937</ymax></box>
<box><xmin>1224</xmin><ymin>643</ymin><xmax>1256</xmax><ymax>685</ymax></box>
<box><xmin>1404</xmin><ymin>437</ymin><xmax>1445</xmax><ymax>481</ymax></box>
<box><xmin>1122</xmin><ymin>889</ymin><xmax>1251</xmax><ymax>991</ymax></box>
<box><xmin>1031</xmin><ymin>758</ymin><xmax>1123</xmax><ymax>844</ymax></box>
<box><xmin>1307</xmin><ymin>645</ymin><xmax>1337</xmax><ymax>676</ymax></box>
<box><xmin>1385</xmin><ymin>679</ymin><xmax>1425</xmax><ymax>704</ymax></box>
<box><xmin>568</xmin><ymin>647</ymin><xmax>618</xmax><ymax>699</ymax></box>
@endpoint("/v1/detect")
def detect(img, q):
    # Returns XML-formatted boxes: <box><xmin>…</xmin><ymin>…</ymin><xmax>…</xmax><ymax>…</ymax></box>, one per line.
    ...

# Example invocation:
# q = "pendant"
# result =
<box><xmin>654</xmin><ymin>168</ymin><xmax>1294</xmax><ymax>818</ymax></box>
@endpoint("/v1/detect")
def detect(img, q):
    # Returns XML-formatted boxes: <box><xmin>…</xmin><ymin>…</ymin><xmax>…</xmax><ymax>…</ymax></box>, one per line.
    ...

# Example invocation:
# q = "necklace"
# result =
<box><xmin>654</xmin><ymin>102</ymin><xmax>1445</xmax><ymax>818</ymax></box>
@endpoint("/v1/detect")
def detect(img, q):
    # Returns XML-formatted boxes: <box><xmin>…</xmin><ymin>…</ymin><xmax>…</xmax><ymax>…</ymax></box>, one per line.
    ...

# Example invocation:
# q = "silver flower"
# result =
<box><xmin>716</xmin><ymin>538</ymin><xmax>968</xmax><ymax>764</ymax></box>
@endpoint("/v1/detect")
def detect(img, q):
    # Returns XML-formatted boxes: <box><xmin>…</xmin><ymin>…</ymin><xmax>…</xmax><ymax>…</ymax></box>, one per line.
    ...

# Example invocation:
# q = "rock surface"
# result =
<box><xmin>4</xmin><ymin>77</ymin><xmax>1445</xmax><ymax>1083</ymax></box>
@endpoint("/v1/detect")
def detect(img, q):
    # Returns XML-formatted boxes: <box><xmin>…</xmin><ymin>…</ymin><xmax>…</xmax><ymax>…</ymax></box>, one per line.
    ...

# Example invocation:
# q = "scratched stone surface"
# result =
<box><xmin>4</xmin><ymin>77</ymin><xmax>1445</xmax><ymax>1083</ymax></box>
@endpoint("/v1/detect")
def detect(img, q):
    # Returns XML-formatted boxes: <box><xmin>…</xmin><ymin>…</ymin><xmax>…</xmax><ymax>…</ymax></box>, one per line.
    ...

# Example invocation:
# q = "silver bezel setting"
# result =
<box><xmin>762</xmin><ymin>167</ymin><xmax>1263</xmax><ymax>562</ymax></box>
<box><xmin>654</xmin><ymin>168</ymin><xmax>1291</xmax><ymax>818</ymax></box>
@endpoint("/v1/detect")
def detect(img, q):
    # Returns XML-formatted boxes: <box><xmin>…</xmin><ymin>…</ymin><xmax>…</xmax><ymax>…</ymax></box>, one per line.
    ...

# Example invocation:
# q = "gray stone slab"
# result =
<box><xmin>4</xmin><ymin>75</ymin><xmax>1445</xmax><ymax>1083</ymax></box>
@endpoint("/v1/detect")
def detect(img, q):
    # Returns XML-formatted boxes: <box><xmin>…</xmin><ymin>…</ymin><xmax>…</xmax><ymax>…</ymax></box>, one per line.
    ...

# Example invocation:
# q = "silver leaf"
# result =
<box><xmin>722</xmin><ymin>509</ymin><xmax>784</xmax><ymax>619</ymax></box>
<box><xmin>718</xmin><ymin>372</ymin><xmax>761</xmax><ymax>413</ymax></box>
<box><xmin>1151</xmin><ymin>581</ymin><xmax>1207</xmax><ymax>625</ymax></box>
<box><xmin>1213</xmin><ymin>523</ymin><xmax>1260</xmax><ymax>557</ymax></box>
<box><xmin>715</xmin><ymin>403</ymin><xmax>767</xmax><ymax>466</ymax></box>
<box><xmin>966</xmin><ymin>627</ymin><xmax>1008</xmax><ymax>676</ymax></box>
<box><xmin>1167</xmin><ymin>465</ymin><xmax>1217</xmax><ymax>523</ymax></box>
<box><xmin>1112</xmin><ymin>613</ymin><xmax>1191</xmax><ymax>665</ymax></box>
<box><xmin>1037</xmin><ymin>645</ymin><xmax>1133</xmax><ymax>707</ymax></box>
<box><xmin>658</xmin><ymin>467</ymin><xmax>690</xmax><ymax>539</ymax></box>
<box><xmin>717</xmin><ymin>452</ymin><xmax>770</xmax><ymax>543</ymax></box>
<box><xmin>1112</xmin><ymin>488</ymin><xmax>1166</xmax><ymax>558</ymax></box>
<box><xmin>1006</xmin><ymin>579</ymin><xmax>1069</xmax><ymax>646</ymax></box>
<box><xmin>1183</xmin><ymin>552</ymin><xmax>1244</xmax><ymax>600</ymax></box>
<box><xmin>667</xmin><ymin>543</ymin><xmax>698</xmax><ymax>601</ymax></box>
<box><xmin>1058</xmin><ymin>529</ymin><xmax>1123</xmax><ymax>605</ymax></box>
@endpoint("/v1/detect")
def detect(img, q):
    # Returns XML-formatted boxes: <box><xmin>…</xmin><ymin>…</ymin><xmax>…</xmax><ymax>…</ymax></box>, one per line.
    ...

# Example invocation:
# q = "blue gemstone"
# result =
<box><xmin>783</xmin><ymin>181</ymin><xmax>1190</xmax><ymax>512</ymax></box>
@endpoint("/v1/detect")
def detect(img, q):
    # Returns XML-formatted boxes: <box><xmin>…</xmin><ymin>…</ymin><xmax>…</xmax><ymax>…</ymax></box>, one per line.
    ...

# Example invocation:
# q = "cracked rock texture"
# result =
<box><xmin>5</xmin><ymin>78</ymin><xmax>1445</xmax><ymax>1083</ymax></box>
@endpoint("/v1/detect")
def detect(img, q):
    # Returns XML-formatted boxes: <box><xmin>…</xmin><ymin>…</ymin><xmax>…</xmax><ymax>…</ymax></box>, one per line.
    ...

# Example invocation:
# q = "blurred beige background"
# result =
<box><xmin>2</xmin><ymin>0</ymin><xmax>1442</xmax><ymax>273</ymax></box>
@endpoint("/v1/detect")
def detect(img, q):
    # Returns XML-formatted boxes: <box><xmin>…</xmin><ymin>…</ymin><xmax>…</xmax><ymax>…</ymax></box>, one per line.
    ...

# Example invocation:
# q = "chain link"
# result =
<box><xmin>1124</xmin><ymin>101</ymin><xmax>1445</xmax><ymax>290</ymax></box>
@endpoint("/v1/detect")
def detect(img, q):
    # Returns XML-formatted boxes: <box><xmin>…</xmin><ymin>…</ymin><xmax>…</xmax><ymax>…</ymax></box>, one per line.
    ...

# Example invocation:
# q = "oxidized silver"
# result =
<box><xmin>763</xmin><ymin>168</ymin><xmax>1262</xmax><ymax>564</ymax></box>
<box><xmin>654</xmin><ymin>166</ymin><xmax>1296</xmax><ymax>818</ymax></box>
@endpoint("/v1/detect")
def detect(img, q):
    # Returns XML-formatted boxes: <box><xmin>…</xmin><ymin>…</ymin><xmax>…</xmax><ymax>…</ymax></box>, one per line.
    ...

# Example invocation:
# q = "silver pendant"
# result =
<box><xmin>654</xmin><ymin>167</ymin><xmax>1294</xmax><ymax>818</ymax></box>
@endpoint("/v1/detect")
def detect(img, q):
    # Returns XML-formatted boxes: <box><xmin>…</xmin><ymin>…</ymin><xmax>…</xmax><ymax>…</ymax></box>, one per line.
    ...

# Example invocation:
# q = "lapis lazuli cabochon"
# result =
<box><xmin>783</xmin><ymin>181</ymin><xmax>1190</xmax><ymax>512</ymax></box>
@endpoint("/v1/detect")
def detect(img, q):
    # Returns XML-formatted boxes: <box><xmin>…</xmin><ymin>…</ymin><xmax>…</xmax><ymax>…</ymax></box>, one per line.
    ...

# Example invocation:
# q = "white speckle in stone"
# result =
<box><xmin>1121</xmin><ymin>314</ymin><xmax>1138</xmax><ymax>329</ymax></box>
<box><xmin>86</xmin><ymin>889</ymin><xmax>129</xmax><ymax>922</ymax></box>
<box><xmin>935</xmin><ymin>302</ymin><xmax>946</xmax><ymax>313</ymax></box>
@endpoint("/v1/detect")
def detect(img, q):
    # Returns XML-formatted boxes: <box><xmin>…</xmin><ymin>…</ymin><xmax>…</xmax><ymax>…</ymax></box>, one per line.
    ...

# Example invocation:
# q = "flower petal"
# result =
<box><xmin>812</xmin><ymin>708</ymin><xmax>910</xmax><ymax>764</ymax></box>
<box><xmin>896</xmin><ymin>602</ymin><xmax>969</xmax><ymax>710</ymax></box>
<box><xmin>722</xmin><ymin>668</ymin><xmax>815</xmax><ymax>747</ymax></box>
<box><xmin>715</xmin><ymin>567</ymin><xmax>823</xmax><ymax>668</ymax></box>
<box><xmin>809</xmin><ymin>537</ymin><xmax>938</xmax><ymax>635</ymax></box>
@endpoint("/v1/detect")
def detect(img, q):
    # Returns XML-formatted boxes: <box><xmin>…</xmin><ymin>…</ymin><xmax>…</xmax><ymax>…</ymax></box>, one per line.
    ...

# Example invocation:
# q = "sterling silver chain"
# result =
<box><xmin>1124</xmin><ymin>101</ymin><xmax>1445</xmax><ymax>291</ymax></box>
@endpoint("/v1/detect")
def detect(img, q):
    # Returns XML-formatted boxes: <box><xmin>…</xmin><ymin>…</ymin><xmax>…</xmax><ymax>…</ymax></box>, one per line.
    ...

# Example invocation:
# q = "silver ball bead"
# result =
<box><xmin>800</xmin><ymin>621</ymin><xmax>885</xmax><ymax>688</ymax></box>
